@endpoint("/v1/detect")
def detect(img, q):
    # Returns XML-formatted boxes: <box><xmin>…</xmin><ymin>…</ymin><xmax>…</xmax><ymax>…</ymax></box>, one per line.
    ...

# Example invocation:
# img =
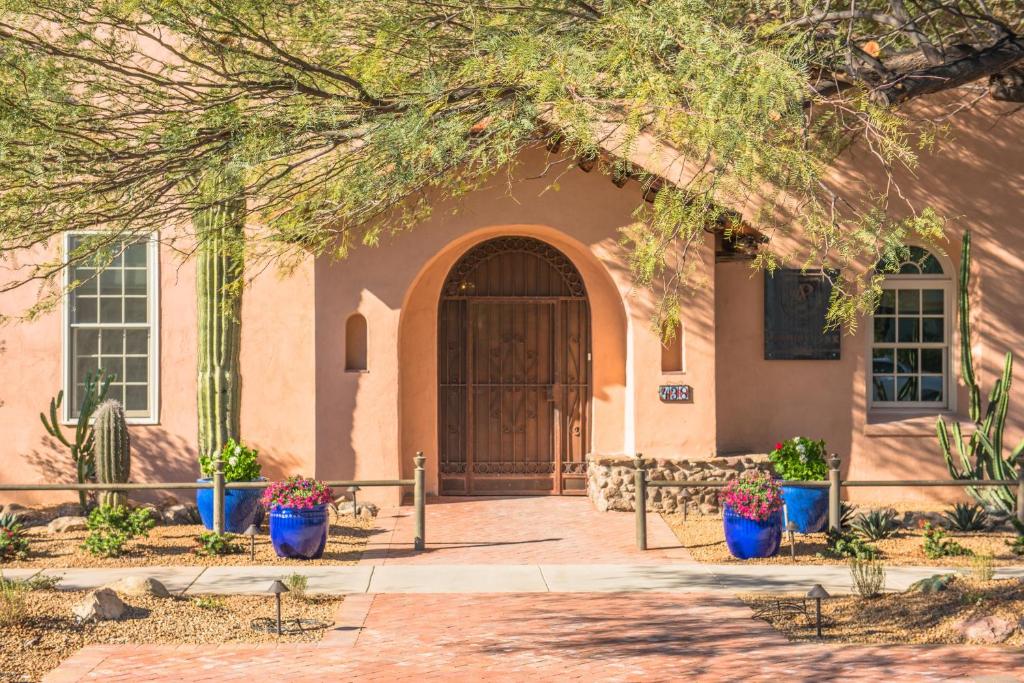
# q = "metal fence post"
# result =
<box><xmin>213</xmin><ymin>457</ymin><xmax>225</xmax><ymax>535</ymax></box>
<box><xmin>414</xmin><ymin>451</ymin><xmax>426</xmax><ymax>551</ymax></box>
<box><xmin>828</xmin><ymin>453</ymin><xmax>841</xmax><ymax>532</ymax></box>
<box><xmin>635</xmin><ymin>452</ymin><xmax>647</xmax><ymax>550</ymax></box>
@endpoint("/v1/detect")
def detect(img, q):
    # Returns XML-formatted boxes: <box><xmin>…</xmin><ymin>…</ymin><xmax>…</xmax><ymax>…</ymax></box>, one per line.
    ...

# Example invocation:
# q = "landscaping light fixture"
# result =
<box><xmin>786</xmin><ymin>521</ymin><xmax>798</xmax><ymax>562</ymax></box>
<box><xmin>267</xmin><ymin>580</ymin><xmax>290</xmax><ymax>636</ymax></box>
<box><xmin>680</xmin><ymin>489</ymin><xmax>692</xmax><ymax>522</ymax></box>
<box><xmin>806</xmin><ymin>584</ymin><xmax>830</xmax><ymax>638</ymax></box>
<box><xmin>243</xmin><ymin>524</ymin><xmax>259</xmax><ymax>562</ymax></box>
<box><xmin>347</xmin><ymin>485</ymin><xmax>361</xmax><ymax>516</ymax></box>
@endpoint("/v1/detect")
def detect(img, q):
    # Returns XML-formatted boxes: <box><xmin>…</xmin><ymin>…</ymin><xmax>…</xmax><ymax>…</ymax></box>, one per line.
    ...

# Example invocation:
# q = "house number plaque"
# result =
<box><xmin>659</xmin><ymin>384</ymin><xmax>693</xmax><ymax>403</ymax></box>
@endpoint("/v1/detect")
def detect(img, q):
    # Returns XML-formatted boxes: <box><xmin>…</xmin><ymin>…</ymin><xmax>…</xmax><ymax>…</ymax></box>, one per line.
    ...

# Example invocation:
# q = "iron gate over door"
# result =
<box><xmin>438</xmin><ymin>237</ymin><xmax>591</xmax><ymax>495</ymax></box>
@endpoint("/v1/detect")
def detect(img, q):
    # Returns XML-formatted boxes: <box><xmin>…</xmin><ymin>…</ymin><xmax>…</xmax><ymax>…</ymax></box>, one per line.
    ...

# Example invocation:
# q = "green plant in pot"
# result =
<box><xmin>769</xmin><ymin>436</ymin><xmax>829</xmax><ymax>533</ymax></box>
<box><xmin>196</xmin><ymin>439</ymin><xmax>264</xmax><ymax>533</ymax></box>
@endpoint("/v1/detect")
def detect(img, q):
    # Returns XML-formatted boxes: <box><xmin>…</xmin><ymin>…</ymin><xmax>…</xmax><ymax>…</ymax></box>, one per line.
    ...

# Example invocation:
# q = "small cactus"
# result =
<box><xmin>94</xmin><ymin>399</ymin><xmax>131</xmax><ymax>508</ymax></box>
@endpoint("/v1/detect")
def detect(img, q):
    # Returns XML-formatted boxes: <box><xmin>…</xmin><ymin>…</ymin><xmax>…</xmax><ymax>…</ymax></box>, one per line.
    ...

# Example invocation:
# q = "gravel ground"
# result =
<box><xmin>4</xmin><ymin>519</ymin><xmax>377</xmax><ymax>568</ymax></box>
<box><xmin>663</xmin><ymin>509</ymin><xmax>1023</xmax><ymax>566</ymax></box>
<box><xmin>741</xmin><ymin>576</ymin><xmax>1024</xmax><ymax>645</ymax></box>
<box><xmin>0</xmin><ymin>588</ymin><xmax>341</xmax><ymax>682</ymax></box>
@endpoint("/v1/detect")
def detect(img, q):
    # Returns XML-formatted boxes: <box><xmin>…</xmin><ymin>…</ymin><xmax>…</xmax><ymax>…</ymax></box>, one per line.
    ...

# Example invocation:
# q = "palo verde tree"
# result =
<box><xmin>0</xmin><ymin>0</ymin><xmax>1021</xmax><ymax>340</ymax></box>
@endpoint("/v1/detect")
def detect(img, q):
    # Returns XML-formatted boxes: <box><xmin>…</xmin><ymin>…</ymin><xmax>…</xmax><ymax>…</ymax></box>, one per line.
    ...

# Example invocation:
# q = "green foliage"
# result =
<box><xmin>193</xmin><ymin>596</ymin><xmax>225</xmax><ymax>610</ymax></box>
<box><xmin>283</xmin><ymin>572</ymin><xmax>309</xmax><ymax>600</ymax></box>
<box><xmin>971</xmin><ymin>554</ymin><xmax>995</xmax><ymax>582</ymax></box>
<box><xmin>39</xmin><ymin>370</ymin><xmax>112</xmax><ymax>511</ymax></box>
<box><xmin>849</xmin><ymin>558</ymin><xmax>886</xmax><ymax>598</ymax></box>
<box><xmin>194</xmin><ymin>532</ymin><xmax>244</xmax><ymax>557</ymax></box>
<box><xmin>822</xmin><ymin>528</ymin><xmax>878</xmax><ymax>560</ymax></box>
<box><xmin>851</xmin><ymin>508</ymin><xmax>899</xmax><ymax>541</ymax></box>
<box><xmin>94</xmin><ymin>399</ymin><xmax>132</xmax><ymax>508</ymax></box>
<box><xmin>839</xmin><ymin>502</ymin><xmax>858</xmax><ymax>530</ymax></box>
<box><xmin>1007</xmin><ymin>518</ymin><xmax>1024</xmax><ymax>557</ymax></box>
<box><xmin>0</xmin><ymin>514</ymin><xmax>29</xmax><ymax>561</ymax></box>
<box><xmin>82</xmin><ymin>505</ymin><xmax>156</xmax><ymax>558</ymax></box>
<box><xmin>921</xmin><ymin>522</ymin><xmax>973</xmax><ymax>560</ymax></box>
<box><xmin>941</xmin><ymin>503</ymin><xmax>989</xmax><ymax>532</ymax></box>
<box><xmin>939</xmin><ymin>231</ymin><xmax>1024</xmax><ymax>514</ymax></box>
<box><xmin>0</xmin><ymin>571</ymin><xmax>28</xmax><ymax>626</ymax></box>
<box><xmin>769</xmin><ymin>437</ymin><xmax>827</xmax><ymax>481</ymax></box>
<box><xmin>199</xmin><ymin>438</ymin><xmax>262</xmax><ymax>483</ymax></box>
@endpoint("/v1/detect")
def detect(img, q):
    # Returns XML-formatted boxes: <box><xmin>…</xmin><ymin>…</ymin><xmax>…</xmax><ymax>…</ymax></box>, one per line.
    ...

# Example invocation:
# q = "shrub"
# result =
<box><xmin>719</xmin><ymin>471</ymin><xmax>783</xmax><ymax>521</ymax></box>
<box><xmin>971</xmin><ymin>554</ymin><xmax>995</xmax><ymax>581</ymax></box>
<box><xmin>823</xmin><ymin>528</ymin><xmax>878</xmax><ymax>560</ymax></box>
<box><xmin>82</xmin><ymin>505</ymin><xmax>155</xmax><ymax>558</ymax></box>
<box><xmin>839</xmin><ymin>501</ymin><xmax>858</xmax><ymax>529</ymax></box>
<box><xmin>262</xmin><ymin>476</ymin><xmax>333</xmax><ymax>511</ymax></box>
<box><xmin>0</xmin><ymin>572</ymin><xmax>27</xmax><ymax>626</ymax></box>
<box><xmin>851</xmin><ymin>508</ymin><xmax>899</xmax><ymax>541</ymax></box>
<box><xmin>850</xmin><ymin>558</ymin><xmax>886</xmax><ymax>598</ymax></box>
<box><xmin>942</xmin><ymin>503</ymin><xmax>989</xmax><ymax>532</ymax></box>
<box><xmin>0</xmin><ymin>514</ymin><xmax>29</xmax><ymax>561</ymax></box>
<box><xmin>199</xmin><ymin>438</ymin><xmax>261</xmax><ymax>483</ymax></box>
<box><xmin>1006</xmin><ymin>518</ymin><xmax>1024</xmax><ymax>556</ymax></box>
<box><xmin>194</xmin><ymin>596</ymin><xmax>225</xmax><ymax>610</ymax></box>
<box><xmin>283</xmin><ymin>572</ymin><xmax>308</xmax><ymax>599</ymax></box>
<box><xmin>768</xmin><ymin>437</ymin><xmax>827</xmax><ymax>481</ymax></box>
<box><xmin>195</xmin><ymin>531</ymin><xmax>243</xmax><ymax>556</ymax></box>
<box><xmin>921</xmin><ymin>522</ymin><xmax>973</xmax><ymax>559</ymax></box>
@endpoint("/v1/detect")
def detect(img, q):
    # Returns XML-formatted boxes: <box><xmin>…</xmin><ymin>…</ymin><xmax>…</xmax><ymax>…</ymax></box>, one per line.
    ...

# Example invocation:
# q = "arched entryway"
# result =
<box><xmin>437</xmin><ymin>237</ymin><xmax>592</xmax><ymax>495</ymax></box>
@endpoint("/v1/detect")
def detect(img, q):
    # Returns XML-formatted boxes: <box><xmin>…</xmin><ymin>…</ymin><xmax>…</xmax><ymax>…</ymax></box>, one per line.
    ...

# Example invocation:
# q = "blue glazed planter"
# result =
<box><xmin>781</xmin><ymin>485</ymin><xmax>829</xmax><ymax>534</ymax></box>
<box><xmin>723</xmin><ymin>505</ymin><xmax>783</xmax><ymax>559</ymax></box>
<box><xmin>269</xmin><ymin>504</ymin><xmax>329</xmax><ymax>559</ymax></box>
<box><xmin>196</xmin><ymin>478</ymin><xmax>264</xmax><ymax>534</ymax></box>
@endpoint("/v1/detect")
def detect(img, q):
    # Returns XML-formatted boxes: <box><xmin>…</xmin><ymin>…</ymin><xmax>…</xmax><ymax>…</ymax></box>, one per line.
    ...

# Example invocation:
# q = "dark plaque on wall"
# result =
<box><xmin>764</xmin><ymin>269</ymin><xmax>840</xmax><ymax>360</ymax></box>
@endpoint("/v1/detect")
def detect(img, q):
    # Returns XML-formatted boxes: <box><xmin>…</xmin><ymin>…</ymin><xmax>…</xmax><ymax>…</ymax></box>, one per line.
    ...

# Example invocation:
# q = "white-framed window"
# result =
<box><xmin>63</xmin><ymin>233</ymin><xmax>160</xmax><ymax>423</ymax></box>
<box><xmin>869</xmin><ymin>246</ymin><xmax>952</xmax><ymax>410</ymax></box>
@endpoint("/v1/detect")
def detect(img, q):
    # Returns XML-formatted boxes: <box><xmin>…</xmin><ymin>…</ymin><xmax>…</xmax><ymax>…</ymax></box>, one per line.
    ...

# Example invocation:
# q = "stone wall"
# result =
<box><xmin>586</xmin><ymin>453</ymin><xmax>772</xmax><ymax>514</ymax></box>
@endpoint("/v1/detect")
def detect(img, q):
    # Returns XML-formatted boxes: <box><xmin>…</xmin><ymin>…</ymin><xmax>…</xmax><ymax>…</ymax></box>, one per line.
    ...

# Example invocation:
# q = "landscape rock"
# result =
<box><xmin>906</xmin><ymin>574</ymin><xmax>956</xmax><ymax>594</ymax></box>
<box><xmin>335</xmin><ymin>501</ymin><xmax>380</xmax><ymax>519</ymax></box>
<box><xmin>56</xmin><ymin>503</ymin><xmax>84</xmax><ymax>518</ymax></box>
<box><xmin>163</xmin><ymin>503</ymin><xmax>199</xmax><ymax>525</ymax></box>
<box><xmin>104</xmin><ymin>576</ymin><xmax>171</xmax><ymax>598</ymax></box>
<box><xmin>955</xmin><ymin>616</ymin><xmax>1016</xmax><ymax>644</ymax></box>
<box><xmin>138</xmin><ymin>504</ymin><xmax>164</xmax><ymax>525</ymax></box>
<box><xmin>46</xmin><ymin>516</ymin><xmax>89</xmax><ymax>533</ymax></box>
<box><xmin>72</xmin><ymin>588</ymin><xmax>127</xmax><ymax>622</ymax></box>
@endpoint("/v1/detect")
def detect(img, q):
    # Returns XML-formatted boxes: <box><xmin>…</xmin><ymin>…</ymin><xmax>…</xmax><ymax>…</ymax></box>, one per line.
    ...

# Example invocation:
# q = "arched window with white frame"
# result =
<box><xmin>870</xmin><ymin>246</ymin><xmax>953</xmax><ymax>409</ymax></box>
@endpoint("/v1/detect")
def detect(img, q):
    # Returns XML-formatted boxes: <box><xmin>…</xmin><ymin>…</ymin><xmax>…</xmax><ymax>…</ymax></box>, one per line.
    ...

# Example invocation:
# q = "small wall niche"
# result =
<box><xmin>345</xmin><ymin>313</ymin><xmax>368</xmax><ymax>372</ymax></box>
<box><xmin>660</xmin><ymin>322</ymin><xmax>684</xmax><ymax>373</ymax></box>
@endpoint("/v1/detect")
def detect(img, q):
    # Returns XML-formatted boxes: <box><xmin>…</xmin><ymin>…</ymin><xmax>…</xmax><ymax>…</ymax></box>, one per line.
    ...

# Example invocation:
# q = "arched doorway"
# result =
<box><xmin>438</xmin><ymin>236</ymin><xmax>592</xmax><ymax>495</ymax></box>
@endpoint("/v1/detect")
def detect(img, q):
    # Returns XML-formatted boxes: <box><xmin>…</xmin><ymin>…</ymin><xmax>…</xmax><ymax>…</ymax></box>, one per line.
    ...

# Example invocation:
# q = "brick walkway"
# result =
<box><xmin>49</xmin><ymin>593</ymin><xmax>1024</xmax><ymax>681</ymax></box>
<box><xmin>363</xmin><ymin>496</ymin><xmax>691</xmax><ymax>564</ymax></box>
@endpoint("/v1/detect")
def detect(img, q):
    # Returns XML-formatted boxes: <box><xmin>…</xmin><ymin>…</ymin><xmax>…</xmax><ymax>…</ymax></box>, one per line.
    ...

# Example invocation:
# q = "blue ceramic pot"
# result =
<box><xmin>196</xmin><ymin>478</ymin><xmax>264</xmax><ymax>534</ymax></box>
<box><xmin>780</xmin><ymin>485</ymin><xmax>829</xmax><ymax>533</ymax></box>
<box><xmin>269</xmin><ymin>504</ymin><xmax>329</xmax><ymax>559</ymax></box>
<box><xmin>723</xmin><ymin>505</ymin><xmax>782</xmax><ymax>559</ymax></box>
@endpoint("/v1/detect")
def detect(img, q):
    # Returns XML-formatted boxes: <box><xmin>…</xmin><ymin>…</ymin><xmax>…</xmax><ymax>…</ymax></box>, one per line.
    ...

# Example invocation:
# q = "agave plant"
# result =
<box><xmin>942</xmin><ymin>503</ymin><xmax>989</xmax><ymax>532</ymax></box>
<box><xmin>839</xmin><ymin>501</ymin><xmax>858</xmax><ymax>530</ymax></box>
<box><xmin>851</xmin><ymin>508</ymin><xmax>900</xmax><ymax>541</ymax></box>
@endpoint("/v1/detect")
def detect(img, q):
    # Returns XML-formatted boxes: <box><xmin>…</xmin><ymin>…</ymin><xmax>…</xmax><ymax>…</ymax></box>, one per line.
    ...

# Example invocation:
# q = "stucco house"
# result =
<box><xmin>1</xmin><ymin>96</ymin><xmax>1022</xmax><ymax>509</ymax></box>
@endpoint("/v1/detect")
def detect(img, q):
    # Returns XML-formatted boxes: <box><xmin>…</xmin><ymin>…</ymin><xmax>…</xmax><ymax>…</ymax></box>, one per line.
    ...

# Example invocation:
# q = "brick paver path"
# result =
<box><xmin>48</xmin><ymin>593</ymin><xmax>1024</xmax><ymax>681</ymax></box>
<box><xmin>363</xmin><ymin>496</ymin><xmax>691</xmax><ymax>564</ymax></box>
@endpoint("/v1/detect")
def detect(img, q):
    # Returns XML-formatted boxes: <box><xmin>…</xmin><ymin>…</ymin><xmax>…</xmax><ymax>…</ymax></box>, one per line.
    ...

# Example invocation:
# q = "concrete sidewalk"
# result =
<box><xmin>10</xmin><ymin>563</ymin><xmax>1024</xmax><ymax>596</ymax></box>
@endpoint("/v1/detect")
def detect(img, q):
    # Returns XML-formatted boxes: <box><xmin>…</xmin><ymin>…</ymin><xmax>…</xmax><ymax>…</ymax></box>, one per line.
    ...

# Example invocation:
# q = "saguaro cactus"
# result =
<box><xmin>94</xmin><ymin>399</ymin><xmax>131</xmax><ymax>508</ymax></box>
<box><xmin>939</xmin><ymin>230</ymin><xmax>1024</xmax><ymax>513</ymax></box>
<box><xmin>195</xmin><ymin>173</ymin><xmax>245</xmax><ymax>460</ymax></box>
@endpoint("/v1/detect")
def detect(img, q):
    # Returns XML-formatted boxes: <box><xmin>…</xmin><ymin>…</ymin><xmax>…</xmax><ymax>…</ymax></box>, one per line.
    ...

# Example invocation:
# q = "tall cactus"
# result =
<box><xmin>195</xmin><ymin>172</ymin><xmax>245</xmax><ymax>460</ymax></box>
<box><xmin>939</xmin><ymin>230</ymin><xmax>1024</xmax><ymax>513</ymax></box>
<box><xmin>94</xmin><ymin>399</ymin><xmax>131</xmax><ymax>508</ymax></box>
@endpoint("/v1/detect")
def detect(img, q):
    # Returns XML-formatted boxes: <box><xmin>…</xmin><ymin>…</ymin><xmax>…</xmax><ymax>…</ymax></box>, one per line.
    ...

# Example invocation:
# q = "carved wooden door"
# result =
<box><xmin>438</xmin><ymin>237</ymin><xmax>590</xmax><ymax>495</ymax></box>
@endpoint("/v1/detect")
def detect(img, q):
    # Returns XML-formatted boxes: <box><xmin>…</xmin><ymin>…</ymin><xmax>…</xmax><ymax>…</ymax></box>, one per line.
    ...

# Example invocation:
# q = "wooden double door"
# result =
<box><xmin>438</xmin><ymin>237</ymin><xmax>591</xmax><ymax>495</ymax></box>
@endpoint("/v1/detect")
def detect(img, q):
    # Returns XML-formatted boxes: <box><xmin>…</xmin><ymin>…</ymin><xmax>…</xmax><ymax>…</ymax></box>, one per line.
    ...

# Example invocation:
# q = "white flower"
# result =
<box><xmin>799</xmin><ymin>453</ymin><xmax>808</xmax><ymax>463</ymax></box>
<box><xmin>796</xmin><ymin>443</ymin><xmax>806</xmax><ymax>455</ymax></box>
<box><xmin>234</xmin><ymin>445</ymin><xmax>242</xmax><ymax>456</ymax></box>
<box><xmin>228</xmin><ymin>456</ymin><xmax>238</xmax><ymax>467</ymax></box>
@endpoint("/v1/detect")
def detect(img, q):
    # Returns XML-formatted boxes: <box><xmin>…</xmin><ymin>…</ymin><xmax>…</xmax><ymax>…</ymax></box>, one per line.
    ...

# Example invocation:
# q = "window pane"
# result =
<box><xmin>123</xmin><ymin>242</ymin><xmax>147</xmax><ymax>267</ymax></box>
<box><xmin>124</xmin><ymin>269</ymin><xmax>147</xmax><ymax>296</ymax></box>
<box><xmin>877</xmin><ymin>290</ymin><xmax>896</xmax><ymax>315</ymax></box>
<box><xmin>898</xmin><ymin>262</ymin><xmax>921</xmax><ymax>275</ymax></box>
<box><xmin>73</xmin><ymin>328</ymin><xmax>100</xmax><ymax>357</ymax></box>
<box><xmin>100</xmin><ymin>329</ymin><xmax>124</xmax><ymax>355</ymax></box>
<box><xmin>922</xmin><ymin>349</ymin><xmax>943</xmax><ymax>374</ymax></box>
<box><xmin>125</xmin><ymin>385</ymin><xmax>148</xmax><ymax>412</ymax></box>
<box><xmin>107</xmin><ymin>383</ymin><xmax>125</xmax><ymax>406</ymax></box>
<box><xmin>872</xmin><ymin>348</ymin><xmax>894</xmax><ymax>374</ymax></box>
<box><xmin>873</xmin><ymin>376</ymin><xmax>895</xmax><ymax>402</ymax></box>
<box><xmin>922</xmin><ymin>317</ymin><xmax>944</xmax><ymax>343</ymax></box>
<box><xmin>73</xmin><ymin>268</ymin><xmax>97</xmax><ymax>294</ymax></box>
<box><xmin>124</xmin><ymin>297</ymin><xmax>147</xmax><ymax>323</ymax></box>
<box><xmin>99</xmin><ymin>357</ymin><xmax>123</xmax><ymax>382</ymax></box>
<box><xmin>896</xmin><ymin>376</ymin><xmax>918</xmax><ymax>402</ymax></box>
<box><xmin>898</xmin><ymin>317</ymin><xmax>920</xmax><ymax>343</ymax></box>
<box><xmin>874</xmin><ymin>317</ymin><xmax>895</xmax><ymax>343</ymax></box>
<box><xmin>921</xmin><ymin>376</ymin><xmax>944</xmax><ymax>402</ymax></box>
<box><xmin>898</xmin><ymin>289</ymin><xmax>919</xmax><ymax>314</ymax></box>
<box><xmin>99</xmin><ymin>269</ymin><xmax>122</xmax><ymax>296</ymax></box>
<box><xmin>100</xmin><ymin>297</ymin><xmax>122</xmax><ymax>323</ymax></box>
<box><xmin>922</xmin><ymin>289</ymin><xmax>944</xmax><ymax>315</ymax></box>
<box><xmin>125</xmin><ymin>356</ymin><xmax>148</xmax><ymax>382</ymax></box>
<box><xmin>74</xmin><ymin>296</ymin><xmax>97</xmax><ymax>324</ymax></box>
<box><xmin>125</xmin><ymin>329</ymin><xmax>148</xmax><ymax>355</ymax></box>
<box><xmin>896</xmin><ymin>348</ymin><xmax>918</xmax><ymax>374</ymax></box>
<box><xmin>75</xmin><ymin>355</ymin><xmax>99</xmax><ymax>384</ymax></box>
<box><xmin>920</xmin><ymin>253</ymin><xmax>943</xmax><ymax>274</ymax></box>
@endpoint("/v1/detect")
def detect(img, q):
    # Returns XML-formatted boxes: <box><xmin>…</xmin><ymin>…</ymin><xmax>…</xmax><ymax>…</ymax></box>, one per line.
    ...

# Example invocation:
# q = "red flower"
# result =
<box><xmin>774</xmin><ymin>442</ymin><xmax>783</xmax><ymax>451</ymax></box>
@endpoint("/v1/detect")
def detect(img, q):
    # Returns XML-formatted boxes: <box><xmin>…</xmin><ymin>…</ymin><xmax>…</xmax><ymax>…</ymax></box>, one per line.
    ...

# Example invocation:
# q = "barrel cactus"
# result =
<box><xmin>94</xmin><ymin>399</ymin><xmax>131</xmax><ymax>508</ymax></box>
